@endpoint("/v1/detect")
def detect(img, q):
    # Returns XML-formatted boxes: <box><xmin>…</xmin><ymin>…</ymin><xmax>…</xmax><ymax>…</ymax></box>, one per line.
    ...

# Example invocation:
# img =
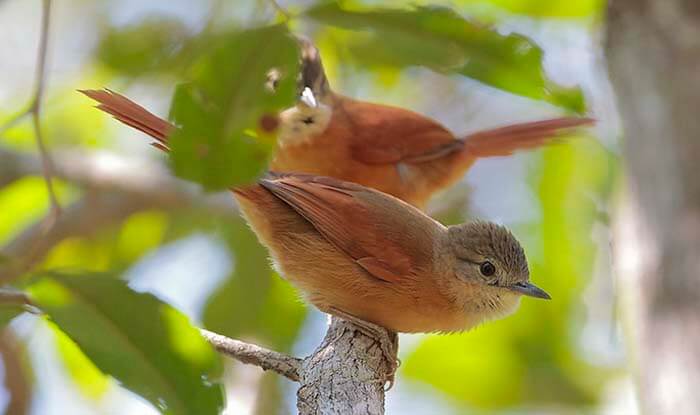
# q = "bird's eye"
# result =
<box><xmin>480</xmin><ymin>261</ymin><xmax>496</xmax><ymax>277</ymax></box>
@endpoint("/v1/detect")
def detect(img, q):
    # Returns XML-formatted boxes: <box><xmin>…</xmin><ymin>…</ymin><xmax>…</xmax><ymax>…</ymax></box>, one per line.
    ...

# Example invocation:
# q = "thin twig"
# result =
<box><xmin>0</xmin><ymin>290</ymin><xmax>33</xmax><ymax>307</ymax></box>
<box><xmin>0</xmin><ymin>289</ymin><xmax>41</xmax><ymax>315</ymax></box>
<box><xmin>0</xmin><ymin>1</ymin><xmax>62</xmax><ymax>226</ymax></box>
<box><xmin>200</xmin><ymin>329</ymin><xmax>302</xmax><ymax>382</ymax></box>
<box><xmin>30</xmin><ymin>0</ymin><xmax>61</xmax><ymax>227</ymax></box>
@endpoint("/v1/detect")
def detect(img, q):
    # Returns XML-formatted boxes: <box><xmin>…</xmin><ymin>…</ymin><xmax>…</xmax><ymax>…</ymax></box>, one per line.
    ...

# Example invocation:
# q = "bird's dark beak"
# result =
<box><xmin>508</xmin><ymin>281</ymin><xmax>551</xmax><ymax>300</ymax></box>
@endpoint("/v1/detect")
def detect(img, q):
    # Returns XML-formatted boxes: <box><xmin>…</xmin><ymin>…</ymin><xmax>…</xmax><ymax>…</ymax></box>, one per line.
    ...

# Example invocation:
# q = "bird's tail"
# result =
<box><xmin>79</xmin><ymin>89</ymin><xmax>174</xmax><ymax>153</ymax></box>
<box><xmin>461</xmin><ymin>117</ymin><xmax>595</xmax><ymax>158</ymax></box>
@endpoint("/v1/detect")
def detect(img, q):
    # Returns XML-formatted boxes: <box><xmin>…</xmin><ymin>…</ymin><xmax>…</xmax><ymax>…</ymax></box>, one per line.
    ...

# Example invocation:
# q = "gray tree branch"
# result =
<box><xmin>201</xmin><ymin>329</ymin><xmax>302</xmax><ymax>382</ymax></box>
<box><xmin>203</xmin><ymin>317</ymin><xmax>395</xmax><ymax>415</ymax></box>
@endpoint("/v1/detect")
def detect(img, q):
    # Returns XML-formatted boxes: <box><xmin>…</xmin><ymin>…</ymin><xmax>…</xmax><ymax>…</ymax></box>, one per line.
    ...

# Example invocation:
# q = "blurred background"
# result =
<box><xmin>0</xmin><ymin>0</ymin><xmax>642</xmax><ymax>414</ymax></box>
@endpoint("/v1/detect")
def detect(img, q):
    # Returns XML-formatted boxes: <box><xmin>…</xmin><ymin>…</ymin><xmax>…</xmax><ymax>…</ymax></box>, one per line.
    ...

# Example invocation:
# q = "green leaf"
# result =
<box><xmin>169</xmin><ymin>24</ymin><xmax>300</xmax><ymax>190</ymax></box>
<box><xmin>255</xmin><ymin>273</ymin><xmax>307</xmax><ymax>351</ymax></box>
<box><xmin>305</xmin><ymin>3</ymin><xmax>585</xmax><ymax>112</ymax></box>
<box><xmin>472</xmin><ymin>0</ymin><xmax>603</xmax><ymax>19</ymax></box>
<box><xmin>203</xmin><ymin>219</ymin><xmax>273</xmax><ymax>340</ymax></box>
<box><xmin>27</xmin><ymin>272</ymin><xmax>224</xmax><ymax>415</ymax></box>
<box><xmin>52</xmin><ymin>324</ymin><xmax>110</xmax><ymax>399</ymax></box>
<box><xmin>204</xmin><ymin>219</ymin><xmax>307</xmax><ymax>351</ymax></box>
<box><xmin>0</xmin><ymin>305</ymin><xmax>23</xmax><ymax>329</ymax></box>
<box><xmin>96</xmin><ymin>18</ymin><xmax>193</xmax><ymax>76</ymax></box>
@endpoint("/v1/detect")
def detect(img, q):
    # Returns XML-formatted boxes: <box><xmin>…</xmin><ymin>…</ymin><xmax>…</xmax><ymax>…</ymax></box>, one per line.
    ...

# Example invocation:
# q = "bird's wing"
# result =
<box><xmin>341</xmin><ymin>99</ymin><xmax>460</xmax><ymax>165</ymax></box>
<box><xmin>260</xmin><ymin>174</ymin><xmax>420</xmax><ymax>283</ymax></box>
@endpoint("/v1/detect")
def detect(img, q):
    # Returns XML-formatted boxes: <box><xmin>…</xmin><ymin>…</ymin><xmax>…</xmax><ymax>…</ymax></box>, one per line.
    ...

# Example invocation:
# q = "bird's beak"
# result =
<box><xmin>299</xmin><ymin>87</ymin><xmax>318</xmax><ymax>109</ymax></box>
<box><xmin>508</xmin><ymin>281</ymin><xmax>551</xmax><ymax>300</ymax></box>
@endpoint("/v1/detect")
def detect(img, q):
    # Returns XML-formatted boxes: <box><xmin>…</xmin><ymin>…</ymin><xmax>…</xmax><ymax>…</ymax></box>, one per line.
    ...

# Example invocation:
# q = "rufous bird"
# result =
<box><xmin>234</xmin><ymin>172</ymin><xmax>550</xmax><ymax>336</ymax></box>
<box><xmin>80</xmin><ymin>40</ymin><xmax>593</xmax><ymax>209</ymax></box>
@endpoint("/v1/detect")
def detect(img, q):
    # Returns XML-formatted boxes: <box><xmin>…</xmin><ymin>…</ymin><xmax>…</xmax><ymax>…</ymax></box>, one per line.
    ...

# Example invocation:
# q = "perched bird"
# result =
<box><xmin>234</xmin><ymin>172</ymin><xmax>550</xmax><ymax>336</ymax></box>
<box><xmin>80</xmin><ymin>41</ymin><xmax>593</xmax><ymax>209</ymax></box>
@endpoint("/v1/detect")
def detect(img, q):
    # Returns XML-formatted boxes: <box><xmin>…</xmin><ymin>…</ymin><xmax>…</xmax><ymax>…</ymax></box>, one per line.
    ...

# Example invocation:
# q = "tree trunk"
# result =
<box><xmin>606</xmin><ymin>1</ymin><xmax>700</xmax><ymax>414</ymax></box>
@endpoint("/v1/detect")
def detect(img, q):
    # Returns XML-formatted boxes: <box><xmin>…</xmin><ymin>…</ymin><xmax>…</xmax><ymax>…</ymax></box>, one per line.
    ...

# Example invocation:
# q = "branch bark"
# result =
<box><xmin>202</xmin><ymin>318</ymin><xmax>395</xmax><ymax>414</ymax></box>
<box><xmin>296</xmin><ymin>317</ymin><xmax>393</xmax><ymax>415</ymax></box>
<box><xmin>201</xmin><ymin>329</ymin><xmax>301</xmax><ymax>382</ymax></box>
<box><xmin>606</xmin><ymin>1</ymin><xmax>700</xmax><ymax>414</ymax></box>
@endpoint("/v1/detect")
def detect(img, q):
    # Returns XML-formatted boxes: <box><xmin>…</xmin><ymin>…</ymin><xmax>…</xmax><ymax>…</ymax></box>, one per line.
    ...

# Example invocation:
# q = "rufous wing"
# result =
<box><xmin>259</xmin><ymin>174</ymin><xmax>414</xmax><ymax>283</ymax></box>
<box><xmin>344</xmin><ymin>99</ymin><xmax>459</xmax><ymax>165</ymax></box>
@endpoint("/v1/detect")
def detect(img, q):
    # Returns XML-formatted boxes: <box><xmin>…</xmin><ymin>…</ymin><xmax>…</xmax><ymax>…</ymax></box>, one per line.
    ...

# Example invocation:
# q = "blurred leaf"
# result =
<box><xmin>52</xmin><ymin>323</ymin><xmax>110</xmax><ymax>399</ymax></box>
<box><xmin>43</xmin><ymin>237</ymin><xmax>114</xmax><ymax>272</ymax></box>
<box><xmin>27</xmin><ymin>272</ymin><xmax>224</xmax><ymax>415</ymax></box>
<box><xmin>0</xmin><ymin>306</ymin><xmax>23</xmax><ymax>329</ymax></box>
<box><xmin>0</xmin><ymin>177</ymin><xmax>70</xmax><ymax>245</ymax></box>
<box><xmin>305</xmin><ymin>3</ymin><xmax>584</xmax><ymax>112</ymax></box>
<box><xmin>204</xmin><ymin>219</ymin><xmax>272</xmax><ymax>340</ymax></box>
<box><xmin>256</xmin><ymin>274</ymin><xmax>307</xmax><ymax>351</ymax></box>
<box><xmin>0</xmin><ymin>177</ymin><xmax>48</xmax><ymax>245</ymax></box>
<box><xmin>469</xmin><ymin>0</ymin><xmax>603</xmax><ymax>18</ymax></box>
<box><xmin>204</xmin><ymin>219</ymin><xmax>307</xmax><ymax>351</ymax></box>
<box><xmin>97</xmin><ymin>18</ymin><xmax>193</xmax><ymax>77</ymax></box>
<box><xmin>117</xmin><ymin>211</ymin><xmax>169</xmax><ymax>263</ymax></box>
<box><xmin>168</xmin><ymin>24</ymin><xmax>299</xmax><ymax>190</ymax></box>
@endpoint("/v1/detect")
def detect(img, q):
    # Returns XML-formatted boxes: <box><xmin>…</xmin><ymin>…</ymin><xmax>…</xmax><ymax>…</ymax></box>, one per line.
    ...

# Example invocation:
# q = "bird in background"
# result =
<box><xmin>80</xmin><ymin>37</ymin><xmax>594</xmax><ymax>210</ymax></box>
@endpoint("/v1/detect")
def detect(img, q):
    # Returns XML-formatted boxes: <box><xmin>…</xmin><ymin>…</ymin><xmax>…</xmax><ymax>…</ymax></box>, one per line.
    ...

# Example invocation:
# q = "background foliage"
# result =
<box><xmin>0</xmin><ymin>0</ymin><xmax>623</xmax><ymax>414</ymax></box>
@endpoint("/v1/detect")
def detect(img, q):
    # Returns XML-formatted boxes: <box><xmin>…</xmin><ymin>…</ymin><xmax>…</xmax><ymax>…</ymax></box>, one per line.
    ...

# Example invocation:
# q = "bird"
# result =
<box><xmin>80</xmin><ymin>40</ymin><xmax>593</xmax><ymax>210</ymax></box>
<box><xmin>233</xmin><ymin>172</ymin><xmax>550</xmax><ymax>336</ymax></box>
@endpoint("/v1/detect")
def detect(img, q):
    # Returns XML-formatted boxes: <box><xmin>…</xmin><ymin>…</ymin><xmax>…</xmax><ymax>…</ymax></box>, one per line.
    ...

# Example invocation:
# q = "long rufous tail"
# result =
<box><xmin>79</xmin><ymin>89</ymin><xmax>174</xmax><ymax>152</ymax></box>
<box><xmin>461</xmin><ymin>117</ymin><xmax>595</xmax><ymax>158</ymax></box>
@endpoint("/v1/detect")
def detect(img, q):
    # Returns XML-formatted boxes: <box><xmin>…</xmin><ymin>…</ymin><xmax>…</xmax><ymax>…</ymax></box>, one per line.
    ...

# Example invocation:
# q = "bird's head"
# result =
<box><xmin>444</xmin><ymin>221</ymin><xmax>550</xmax><ymax>325</ymax></box>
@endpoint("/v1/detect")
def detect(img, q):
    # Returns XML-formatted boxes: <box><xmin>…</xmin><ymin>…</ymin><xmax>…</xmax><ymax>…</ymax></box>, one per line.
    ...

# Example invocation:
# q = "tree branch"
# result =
<box><xmin>29</xmin><ymin>0</ymin><xmax>61</xmax><ymax>224</ymax></box>
<box><xmin>201</xmin><ymin>317</ymin><xmax>396</xmax><ymax>414</ymax></box>
<box><xmin>201</xmin><ymin>329</ymin><xmax>301</xmax><ymax>382</ymax></box>
<box><xmin>0</xmin><ymin>331</ymin><xmax>31</xmax><ymax>415</ymax></box>
<box><xmin>0</xmin><ymin>290</ymin><xmax>33</xmax><ymax>307</ymax></box>
<box><xmin>0</xmin><ymin>0</ymin><xmax>62</xmax><ymax>221</ymax></box>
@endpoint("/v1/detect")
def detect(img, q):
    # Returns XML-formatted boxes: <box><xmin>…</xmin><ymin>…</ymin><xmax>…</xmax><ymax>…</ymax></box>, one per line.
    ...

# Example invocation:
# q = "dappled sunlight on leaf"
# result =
<box><xmin>52</xmin><ymin>323</ymin><xmax>110</xmax><ymax>399</ymax></box>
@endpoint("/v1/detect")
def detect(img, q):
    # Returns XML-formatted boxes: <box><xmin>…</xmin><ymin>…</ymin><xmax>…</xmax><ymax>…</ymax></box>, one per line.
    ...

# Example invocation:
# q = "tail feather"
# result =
<box><xmin>462</xmin><ymin>117</ymin><xmax>595</xmax><ymax>157</ymax></box>
<box><xmin>79</xmin><ymin>89</ymin><xmax>174</xmax><ymax>151</ymax></box>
